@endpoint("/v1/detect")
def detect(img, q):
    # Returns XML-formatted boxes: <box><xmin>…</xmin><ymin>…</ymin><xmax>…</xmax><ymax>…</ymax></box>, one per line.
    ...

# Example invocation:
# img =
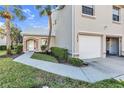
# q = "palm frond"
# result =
<box><xmin>35</xmin><ymin>5</ymin><xmax>42</xmax><ymax>10</ymax></box>
<box><xmin>40</xmin><ymin>10</ymin><xmax>47</xmax><ymax>16</ymax></box>
<box><xmin>0</xmin><ymin>11</ymin><xmax>3</xmax><ymax>16</ymax></box>
<box><xmin>13</xmin><ymin>5</ymin><xmax>22</xmax><ymax>9</ymax></box>
<box><xmin>36</xmin><ymin>5</ymin><xmax>55</xmax><ymax>16</ymax></box>
<box><xmin>13</xmin><ymin>6</ymin><xmax>26</xmax><ymax>20</ymax></box>
<box><xmin>19</xmin><ymin>15</ymin><xmax>26</xmax><ymax>20</ymax></box>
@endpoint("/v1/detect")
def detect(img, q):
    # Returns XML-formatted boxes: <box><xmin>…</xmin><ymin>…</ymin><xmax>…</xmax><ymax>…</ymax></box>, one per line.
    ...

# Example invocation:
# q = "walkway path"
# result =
<box><xmin>14</xmin><ymin>52</ymin><xmax>124</xmax><ymax>83</ymax></box>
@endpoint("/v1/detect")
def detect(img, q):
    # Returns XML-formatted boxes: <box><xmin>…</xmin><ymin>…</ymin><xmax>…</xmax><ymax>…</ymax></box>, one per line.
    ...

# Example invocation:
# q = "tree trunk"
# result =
<box><xmin>6</xmin><ymin>18</ymin><xmax>11</xmax><ymax>54</ymax></box>
<box><xmin>47</xmin><ymin>15</ymin><xmax>52</xmax><ymax>51</ymax></box>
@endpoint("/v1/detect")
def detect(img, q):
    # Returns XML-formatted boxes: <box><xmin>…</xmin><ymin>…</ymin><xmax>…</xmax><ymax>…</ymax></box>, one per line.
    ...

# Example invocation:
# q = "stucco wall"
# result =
<box><xmin>52</xmin><ymin>5</ymin><xmax>72</xmax><ymax>53</ymax></box>
<box><xmin>73</xmin><ymin>5</ymin><xmax>124</xmax><ymax>56</ymax></box>
<box><xmin>23</xmin><ymin>35</ymin><xmax>55</xmax><ymax>52</ymax></box>
<box><xmin>0</xmin><ymin>36</ymin><xmax>6</xmax><ymax>45</ymax></box>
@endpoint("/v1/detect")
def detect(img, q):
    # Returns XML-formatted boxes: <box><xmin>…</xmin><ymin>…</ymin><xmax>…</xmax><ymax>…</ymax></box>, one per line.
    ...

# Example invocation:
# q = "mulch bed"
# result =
<box><xmin>59</xmin><ymin>61</ymin><xmax>88</xmax><ymax>67</ymax></box>
<box><xmin>0</xmin><ymin>53</ymin><xmax>23</xmax><ymax>59</ymax></box>
<box><xmin>43</xmin><ymin>52</ymin><xmax>89</xmax><ymax>67</ymax></box>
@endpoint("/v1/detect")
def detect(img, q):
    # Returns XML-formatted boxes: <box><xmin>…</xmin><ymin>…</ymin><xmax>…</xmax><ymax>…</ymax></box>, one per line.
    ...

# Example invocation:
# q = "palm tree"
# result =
<box><xmin>10</xmin><ymin>25</ymin><xmax>22</xmax><ymax>46</ymax></box>
<box><xmin>35</xmin><ymin>5</ymin><xmax>56</xmax><ymax>51</ymax></box>
<box><xmin>0</xmin><ymin>5</ymin><xmax>26</xmax><ymax>54</ymax></box>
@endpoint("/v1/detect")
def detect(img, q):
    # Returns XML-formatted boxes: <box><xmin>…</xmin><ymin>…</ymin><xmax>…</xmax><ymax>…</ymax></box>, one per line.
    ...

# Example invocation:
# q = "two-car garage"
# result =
<box><xmin>79</xmin><ymin>35</ymin><xmax>102</xmax><ymax>59</ymax></box>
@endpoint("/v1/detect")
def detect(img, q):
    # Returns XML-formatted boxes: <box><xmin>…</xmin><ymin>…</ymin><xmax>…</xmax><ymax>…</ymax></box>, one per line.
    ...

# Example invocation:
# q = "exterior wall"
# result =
<box><xmin>23</xmin><ymin>35</ymin><xmax>55</xmax><ymax>52</ymax></box>
<box><xmin>0</xmin><ymin>36</ymin><xmax>6</xmax><ymax>45</ymax></box>
<box><xmin>52</xmin><ymin>5</ymin><xmax>72</xmax><ymax>54</ymax></box>
<box><xmin>73</xmin><ymin>5</ymin><xmax>124</xmax><ymax>57</ymax></box>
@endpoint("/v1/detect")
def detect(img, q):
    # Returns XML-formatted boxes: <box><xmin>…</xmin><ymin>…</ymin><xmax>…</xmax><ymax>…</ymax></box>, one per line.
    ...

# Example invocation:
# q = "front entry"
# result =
<box><xmin>27</xmin><ymin>40</ymin><xmax>35</xmax><ymax>51</ymax></box>
<box><xmin>106</xmin><ymin>37</ymin><xmax>119</xmax><ymax>56</ymax></box>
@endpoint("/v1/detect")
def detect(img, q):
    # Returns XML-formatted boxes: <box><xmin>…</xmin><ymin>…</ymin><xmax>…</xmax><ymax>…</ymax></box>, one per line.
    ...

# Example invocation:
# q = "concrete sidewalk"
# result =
<box><xmin>14</xmin><ymin>52</ymin><xmax>124</xmax><ymax>83</ymax></box>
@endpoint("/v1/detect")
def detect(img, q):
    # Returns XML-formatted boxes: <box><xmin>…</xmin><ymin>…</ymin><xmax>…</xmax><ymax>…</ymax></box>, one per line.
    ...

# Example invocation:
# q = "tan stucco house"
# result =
<box><xmin>0</xmin><ymin>36</ymin><xmax>6</xmax><ymax>46</ymax></box>
<box><xmin>52</xmin><ymin>5</ymin><xmax>124</xmax><ymax>59</ymax></box>
<box><xmin>22</xmin><ymin>27</ymin><xmax>55</xmax><ymax>52</ymax></box>
<box><xmin>0</xmin><ymin>23</ymin><xmax>6</xmax><ymax>46</ymax></box>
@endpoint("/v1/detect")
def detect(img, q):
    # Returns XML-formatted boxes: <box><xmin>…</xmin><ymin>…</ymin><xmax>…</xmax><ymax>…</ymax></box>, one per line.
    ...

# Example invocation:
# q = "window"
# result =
<box><xmin>113</xmin><ymin>6</ymin><xmax>120</xmax><ymax>22</ymax></box>
<box><xmin>82</xmin><ymin>5</ymin><xmax>94</xmax><ymax>16</ymax></box>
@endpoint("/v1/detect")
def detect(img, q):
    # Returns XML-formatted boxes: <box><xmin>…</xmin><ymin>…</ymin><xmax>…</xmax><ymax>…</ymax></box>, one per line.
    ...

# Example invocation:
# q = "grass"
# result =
<box><xmin>0</xmin><ymin>58</ymin><xmax>124</xmax><ymax>88</ymax></box>
<box><xmin>0</xmin><ymin>50</ymin><xmax>6</xmax><ymax>56</ymax></box>
<box><xmin>31</xmin><ymin>52</ymin><xmax>58</xmax><ymax>63</ymax></box>
<box><xmin>0</xmin><ymin>50</ymin><xmax>20</xmax><ymax>56</ymax></box>
<box><xmin>11</xmin><ymin>50</ymin><xmax>17</xmax><ymax>55</ymax></box>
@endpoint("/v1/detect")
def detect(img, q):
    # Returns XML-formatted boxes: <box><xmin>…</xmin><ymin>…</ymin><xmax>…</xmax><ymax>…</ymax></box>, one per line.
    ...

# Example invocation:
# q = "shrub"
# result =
<box><xmin>16</xmin><ymin>45</ymin><xmax>23</xmax><ymax>54</ymax></box>
<box><xmin>11</xmin><ymin>45</ymin><xmax>17</xmax><ymax>50</ymax></box>
<box><xmin>7</xmin><ymin>46</ymin><xmax>12</xmax><ymax>55</ymax></box>
<box><xmin>41</xmin><ymin>45</ymin><xmax>47</xmax><ymax>52</ymax></box>
<box><xmin>69</xmin><ymin>57</ymin><xmax>84</xmax><ymax>67</ymax></box>
<box><xmin>51</xmin><ymin>47</ymin><xmax>68</xmax><ymax>61</ymax></box>
<box><xmin>0</xmin><ymin>45</ymin><xmax>6</xmax><ymax>50</ymax></box>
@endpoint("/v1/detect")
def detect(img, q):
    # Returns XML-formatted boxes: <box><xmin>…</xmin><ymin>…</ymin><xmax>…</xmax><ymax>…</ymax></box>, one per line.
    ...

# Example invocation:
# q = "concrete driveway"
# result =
<box><xmin>83</xmin><ymin>56</ymin><xmax>124</xmax><ymax>82</ymax></box>
<box><xmin>14</xmin><ymin>52</ymin><xmax>124</xmax><ymax>83</ymax></box>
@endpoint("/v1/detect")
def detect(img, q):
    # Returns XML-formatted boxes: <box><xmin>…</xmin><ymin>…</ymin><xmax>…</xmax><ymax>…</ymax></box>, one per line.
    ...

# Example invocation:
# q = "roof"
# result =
<box><xmin>21</xmin><ymin>27</ymin><xmax>55</xmax><ymax>36</ymax></box>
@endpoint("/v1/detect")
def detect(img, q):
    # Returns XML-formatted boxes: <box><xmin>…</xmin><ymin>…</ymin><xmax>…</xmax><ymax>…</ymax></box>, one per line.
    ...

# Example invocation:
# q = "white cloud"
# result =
<box><xmin>28</xmin><ymin>14</ymin><xmax>35</xmax><ymax>20</ymax></box>
<box><xmin>0</xmin><ymin>22</ymin><xmax>5</xmax><ymax>29</ymax></box>
<box><xmin>33</xmin><ymin>25</ymin><xmax>41</xmax><ymax>28</ymax></box>
<box><xmin>23</xmin><ymin>9</ymin><xmax>35</xmax><ymax>20</ymax></box>
<box><xmin>23</xmin><ymin>9</ymin><xmax>31</xmax><ymax>14</ymax></box>
<box><xmin>0</xmin><ymin>22</ymin><xmax>4</xmax><ymax>26</ymax></box>
<box><xmin>30</xmin><ymin>22</ymin><xmax>48</xmax><ymax>29</ymax></box>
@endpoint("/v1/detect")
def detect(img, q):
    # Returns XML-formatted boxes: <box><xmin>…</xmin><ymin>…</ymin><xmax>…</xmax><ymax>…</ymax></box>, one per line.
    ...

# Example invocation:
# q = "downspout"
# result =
<box><xmin>72</xmin><ymin>5</ymin><xmax>75</xmax><ymax>57</ymax></box>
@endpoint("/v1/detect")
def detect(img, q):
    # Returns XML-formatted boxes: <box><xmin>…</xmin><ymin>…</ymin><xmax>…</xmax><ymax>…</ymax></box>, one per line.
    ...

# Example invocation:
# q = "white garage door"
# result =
<box><xmin>79</xmin><ymin>35</ymin><xmax>102</xmax><ymax>59</ymax></box>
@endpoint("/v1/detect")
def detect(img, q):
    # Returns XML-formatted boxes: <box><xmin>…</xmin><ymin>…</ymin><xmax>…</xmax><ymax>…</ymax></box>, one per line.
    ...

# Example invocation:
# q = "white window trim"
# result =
<box><xmin>81</xmin><ymin>5</ymin><xmax>96</xmax><ymax>19</ymax></box>
<box><xmin>112</xmin><ymin>6</ymin><xmax>121</xmax><ymax>23</ymax></box>
<box><xmin>82</xmin><ymin>13</ymin><xmax>96</xmax><ymax>19</ymax></box>
<box><xmin>112</xmin><ymin>20</ymin><xmax>121</xmax><ymax>24</ymax></box>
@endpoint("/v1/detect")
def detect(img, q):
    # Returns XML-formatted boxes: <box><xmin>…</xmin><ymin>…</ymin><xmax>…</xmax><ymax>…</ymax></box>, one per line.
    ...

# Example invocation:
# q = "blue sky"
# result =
<box><xmin>0</xmin><ymin>5</ymin><xmax>48</xmax><ymax>31</ymax></box>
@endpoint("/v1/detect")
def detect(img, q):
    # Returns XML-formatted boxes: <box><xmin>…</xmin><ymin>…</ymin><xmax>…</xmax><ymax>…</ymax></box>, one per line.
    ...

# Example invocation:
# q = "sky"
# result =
<box><xmin>0</xmin><ymin>5</ymin><xmax>48</xmax><ymax>31</ymax></box>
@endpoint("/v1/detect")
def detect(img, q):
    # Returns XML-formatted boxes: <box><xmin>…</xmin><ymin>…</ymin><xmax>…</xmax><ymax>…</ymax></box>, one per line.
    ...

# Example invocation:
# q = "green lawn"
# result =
<box><xmin>0</xmin><ymin>58</ymin><xmax>124</xmax><ymax>88</ymax></box>
<box><xmin>31</xmin><ymin>53</ymin><xmax>58</xmax><ymax>63</ymax></box>
<box><xmin>0</xmin><ymin>50</ymin><xmax>6</xmax><ymax>56</ymax></box>
<box><xmin>0</xmin><ymin>50</ymin><xmax>19</xmax><ymax>56</ymax></box>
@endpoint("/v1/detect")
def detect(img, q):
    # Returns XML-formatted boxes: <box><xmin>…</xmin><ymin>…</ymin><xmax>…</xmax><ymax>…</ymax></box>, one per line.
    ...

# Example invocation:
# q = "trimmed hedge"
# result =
<box><xmin>0</xmin><ymin>45</ymin><xmax>6</xmax><ymax>50</ymax></box>
<box><xmin>16</xmin><ymin>45</ymin><xmax>23</xmax><ymax>54</ymax></box>
<box><xmin>51</xmin><ymin>47</ymin><xmax>68</xmax><ymax>61</ymax></box>
<box><xmin>69</xmin><ymin>57</ymin><xmax>84</xmax><ymax>67</ymax></box>
<box><xmin>11</xmin><ymin>45</ymin><xmax>17</xmax><ymax>50</ymax></box>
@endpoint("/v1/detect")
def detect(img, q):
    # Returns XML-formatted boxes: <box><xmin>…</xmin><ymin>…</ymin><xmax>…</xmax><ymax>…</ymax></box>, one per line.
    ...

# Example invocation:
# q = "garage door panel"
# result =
<box><xmin>79</xmin><ymin>35</ymin><xmax>101</xmax><ymax>59</ymax></box>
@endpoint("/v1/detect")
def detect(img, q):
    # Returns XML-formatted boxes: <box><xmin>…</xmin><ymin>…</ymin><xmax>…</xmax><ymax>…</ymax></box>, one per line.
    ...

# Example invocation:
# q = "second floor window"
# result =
<box><xmin>82</xmin><ymin>5</ymin><xmax>94</xmax><ymax>16</ymax></box>
<box><xmin>113</xmin><ymin>6</ymin><xmax>120</xmax><ymax>22</ymax></box>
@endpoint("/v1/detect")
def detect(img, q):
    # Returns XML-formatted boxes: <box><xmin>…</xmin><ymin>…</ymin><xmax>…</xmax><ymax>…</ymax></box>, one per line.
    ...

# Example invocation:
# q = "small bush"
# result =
<box><xmin>41</xmin><ymin>45</ymin><xmax>47</xmax><ymax>52</ymax></box>
<box><xmin>7</xmin><ymin>46</ymin><xmax>12</xmax><ymax>55</ymax></box>
<box><xmin>11</xmin><ymin>45</ymin><xmax>17</xmax><ymax>50</ymax></box>
<box><xmin>69</xmin><ymin>57</ymin><xmax>84</xmax><ymax>67</ymax></box>
<box><xmin>51</xmin><ymin>47</ymin><xmax>68</xmax><ymax>61</ymax></box>
<box><xmin>16</xmin><ymin>45</ymin><xmax>23</xmax><ymax>54</ymax></box>
<box><xmin>0</xmin><ymin>45</ymin><xmax>6</xmax><ymax>50</ymax></box>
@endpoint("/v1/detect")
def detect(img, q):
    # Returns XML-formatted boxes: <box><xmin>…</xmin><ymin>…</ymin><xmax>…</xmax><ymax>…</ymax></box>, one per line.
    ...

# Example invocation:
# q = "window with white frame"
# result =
<box><xmin>82</xmin><ymin>5</ymin><xmax>94</xmax><ymax>16</ymax></box>
<box><xmin>113</xmin><ymin>6</ymin><xmax>120</xmax><ymax>22</ymax></box>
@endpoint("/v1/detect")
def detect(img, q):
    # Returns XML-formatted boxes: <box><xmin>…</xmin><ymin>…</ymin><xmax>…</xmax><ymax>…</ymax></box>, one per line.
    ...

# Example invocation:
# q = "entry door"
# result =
<box><xmin>28</xmin><ymin>40</ymin><xmax>35</xmax><ymax>51</ymax></box>
<box><xmin>79</xmin><ymin>35</ymin><xmax>102</xmax><ymax>59</ymax></box>
<box><xmin>109</xmin><ymin>38</ymin><xmax>119</xmax><ymax>55</ymax></box>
